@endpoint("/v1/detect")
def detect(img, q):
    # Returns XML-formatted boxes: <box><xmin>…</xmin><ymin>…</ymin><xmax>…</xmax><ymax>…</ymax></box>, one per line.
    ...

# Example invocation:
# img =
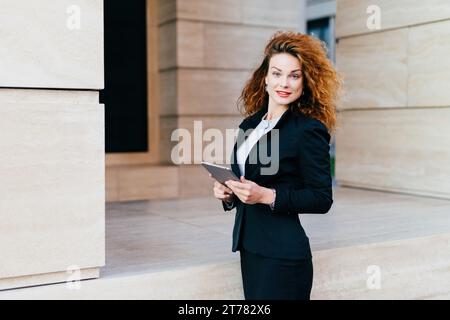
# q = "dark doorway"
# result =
<box><xmin>307</xmin><ymin>17</ymin><xmax>332</xmax><ymax>60</ymax></box>
<box><xmin>101</xmin><ymin>0</ymin><xmax>148</xmax><ymax>153</ymax></box>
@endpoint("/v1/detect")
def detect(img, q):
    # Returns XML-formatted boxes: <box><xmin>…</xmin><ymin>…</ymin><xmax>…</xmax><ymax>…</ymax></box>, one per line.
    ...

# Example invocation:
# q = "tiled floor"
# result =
<box><xmin>103</xmin><ymin>197</ymin><xmax>238</xmax><ymax>278</ymax></box>
<box><xmin>102</xmin><ymin>186</ymin><xmax>450</xmax><ymax>277</ymax></box>
<box><xmin>1</xmin><ymin>186</ymin><xmax>450</xmax><ymax>299</ymax></box>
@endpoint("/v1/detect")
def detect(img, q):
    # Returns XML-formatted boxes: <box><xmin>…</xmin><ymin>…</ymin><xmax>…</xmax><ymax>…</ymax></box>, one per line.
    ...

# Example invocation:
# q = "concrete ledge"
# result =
<box><xmin>312</xmin><ymin>233</ymin><xmax>450</xmax><ymax>299</ymax></box>
<box><xmin>2</xmin><ymin>234</ymin><xmax>449</xmax><ymax>299</ymax></box>
<box><xmin>0</xmin><ymin>263</ymin><xmax>242</xmax><ymax>299</ymax></box>
<box><xmin>2</xmin><ymin>189</ymin><xmax>450</xmax><ymax>299</ymax></box>
<box><xmin>0</xmin><ymin>267</ymin><xmax>100</xmax><ymax>291</ymax></box>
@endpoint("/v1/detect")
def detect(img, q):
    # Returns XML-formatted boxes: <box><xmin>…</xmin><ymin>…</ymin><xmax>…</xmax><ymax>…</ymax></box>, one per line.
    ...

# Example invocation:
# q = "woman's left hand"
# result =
<box><xmin>225</xmin><ymin>176</ymin><xmax>274</xmax><ymax>205</ymax></box>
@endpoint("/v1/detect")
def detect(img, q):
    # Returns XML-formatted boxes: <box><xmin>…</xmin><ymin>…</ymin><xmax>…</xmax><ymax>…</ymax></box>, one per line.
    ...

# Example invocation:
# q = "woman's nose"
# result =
<box><xmin>280</xmin><ymin>77</ymin><xmax>289</xmax><ymax>88</ymax></box>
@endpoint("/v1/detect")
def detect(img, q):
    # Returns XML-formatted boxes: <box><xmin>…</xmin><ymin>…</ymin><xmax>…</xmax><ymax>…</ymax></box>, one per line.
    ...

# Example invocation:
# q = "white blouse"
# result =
<box><xmin>236</xmin><ymin>112</ymin><xmax>282</xmax><ymax>176</ymax></box>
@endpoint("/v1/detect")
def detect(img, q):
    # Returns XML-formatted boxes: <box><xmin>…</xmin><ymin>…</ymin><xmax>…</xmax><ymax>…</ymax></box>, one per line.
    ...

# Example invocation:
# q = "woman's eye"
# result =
<box><xmin>273</xmin><ymin>72</ymin><xmax>281</xmax><ymax>77</ymax></box>
<box><xmin>291</xmin><ymin>74</ymin><xmax>300</xmax><ymax>79</ymax></box>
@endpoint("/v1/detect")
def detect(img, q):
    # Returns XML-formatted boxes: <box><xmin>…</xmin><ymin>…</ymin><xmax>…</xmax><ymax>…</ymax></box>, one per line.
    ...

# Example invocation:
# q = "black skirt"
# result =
<box><xmin>239</xmin><ymin>249</ymin><xmax>313</xmax><ymax>300</ymax></box>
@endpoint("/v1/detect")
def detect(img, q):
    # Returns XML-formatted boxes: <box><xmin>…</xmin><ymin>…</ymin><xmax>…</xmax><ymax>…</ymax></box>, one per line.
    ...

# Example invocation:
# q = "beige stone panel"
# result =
<box><xmin>177</xmin><ymin>0</ymin><xmax>241</xmax><ymax>24</ymax></box>
<box><xmin>335</xmin><ymin>108</ymin><xmax>450</xmax><ymax>199</ymax></box>
<box><xmin>0</xmin><ymin>0</ymin><xmax>103</xmax><ymax>89</ymax></box>
<box><xmin>177</xmin><ymin>68</ymin><xmax>250</xmax><ymax>115</ymax></box>
<box><xmin>0</xmin><ymin>89</ymin><xmax>98</xmax><ymax>104</ymax></box>
<box><xmin>336</xmin><ymin>0</ymin><xmax>450</xmax><ymax>38</ymax></box>
<box><xmin>158</xmin><ymin>0</ymin><xmax>176</xmax><ymax>25</ymax></box>
<box><xmin>242</xmin><ymin>0</ymin><xmax>302</xmax><ymax>28</ymax></box>
<box><xmin>178</xmin><ymin>165</ymin><xmax>215</xmax><ymax>198</ymax></box>
<box><xmin>166</xmin><ymin>115</ymin><xmax>242</xmax><ymax>166</ymax></box>
<box><xmin>158</xmin><ymin>22</ymin><xmax>177</xmax><ymax>70</ymax></box>
<box><xmin>204</xmin><ymin>24</ymin><xmax>279</xmax><ymax>69</ymax></box>
<box><xmin>408</xmin><ymin>20</ymin><xmax>450</xmax><ymax>107</ymax></box>
<box><xmin>159</xmin><ymin>70</ymin><xmax>178</xmax><ymax>116</ymax></box>
<box><xmin>0</xmin><ymin>102</ymin><xmax>105</xmax><ymax>279</ymax></box>
<box><xmin>116</xmin><ymin>165</ymin><xmax>178</xmax><ymax>201</ymax></box>
<box><xmin>336</xmin><ymin>29</ymin><xmax>408</xmax><ymax>109</ymax></box>
<box><xmin>0</xmin><ymin>267</ymin><xmax>99</xmax><ymax>291</ymax></box>
<box><xmin>177</xmin><ymin>20</ymin><xmax>205</xmax><ymax>68</ymax></box>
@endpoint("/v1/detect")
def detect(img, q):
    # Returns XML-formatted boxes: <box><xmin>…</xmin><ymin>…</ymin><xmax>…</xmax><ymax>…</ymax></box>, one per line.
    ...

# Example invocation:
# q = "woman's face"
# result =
<box><xmin>265</xmin><ymin>53</ymin><xmax>303</xmax><ymax>107</ymax></box>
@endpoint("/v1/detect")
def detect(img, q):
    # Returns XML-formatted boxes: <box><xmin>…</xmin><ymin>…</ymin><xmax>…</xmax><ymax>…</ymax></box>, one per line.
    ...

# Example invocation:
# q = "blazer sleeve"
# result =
<box><xmin>272</xmin><ymin>119</ymin><xmax>333</xmax><ymax>215</ymax></box>
<box><xmin>222</xmin><ymin>195</ymin><xmax>242</xmax><ymax>212</ymax></box>
<box><xmin>222</xmin><ymin>198</ymin><xmax>235</xmax><ymax>211</ymax></box>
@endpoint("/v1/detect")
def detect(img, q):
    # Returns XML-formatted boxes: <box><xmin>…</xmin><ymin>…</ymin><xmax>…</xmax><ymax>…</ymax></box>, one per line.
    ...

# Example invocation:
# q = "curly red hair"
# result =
<box><xmin>238</xmin><ymin>31</ymin><xmax>341</xmax><ymax>133</ymax></box>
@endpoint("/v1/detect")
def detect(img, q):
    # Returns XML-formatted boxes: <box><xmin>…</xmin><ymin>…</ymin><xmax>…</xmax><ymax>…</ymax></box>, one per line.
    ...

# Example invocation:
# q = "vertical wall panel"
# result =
<box><xmin>0</xmin><ymin>0</ymin><xmax>103</xmax><ymax>89</ymax></box>
<box><xmin>336</xmin><ymin>0</ymin><xmax>450</xmax><ymax>199</ymax></box>
<box><xmin>0</xmin><ymin>101</ymin><xmax>105</xmax><ymax>279</ymax></box>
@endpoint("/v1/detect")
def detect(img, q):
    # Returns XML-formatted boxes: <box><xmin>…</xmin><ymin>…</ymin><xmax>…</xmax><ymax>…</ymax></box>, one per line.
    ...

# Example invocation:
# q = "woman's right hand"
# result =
<box><xmin>209</xmin><ymin>174</ymin><xmax>235</xmax><ymax>203</ymax></box>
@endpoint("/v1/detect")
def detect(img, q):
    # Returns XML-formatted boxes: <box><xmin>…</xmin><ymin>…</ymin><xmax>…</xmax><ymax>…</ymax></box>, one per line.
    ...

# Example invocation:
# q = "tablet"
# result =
<box><xmin>201</xmin><ymin>161</ymin><xmax>240</xmax><ymax>185</ymax></box>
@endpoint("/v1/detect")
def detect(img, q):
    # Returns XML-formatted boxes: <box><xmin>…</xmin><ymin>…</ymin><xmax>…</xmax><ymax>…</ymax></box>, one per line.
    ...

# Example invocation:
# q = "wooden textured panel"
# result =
<box><xmin>242</xmin><ymin>0</ymin><xmax>302</xmax><ymax>28</ymax></box>
<box><xmin>177</xmin><ymin>20</ymin><xmax>205</xmax><ymax>68</ymax></box>
<box><xmin>160</xmin><ymin>115</ymin><xmax>242</xmax><ymax>165</ymax></box>
<box><xmin>157</xmin><ymin>0</ymin><xmax>176</xmax><ymax>25</ymax></box>
<box><xmin>159</xmin><ymin>70</ymin><xmax>178</xmax><ymax>116</ymax></box>
<box><xmin>116</xmin><ymin>165</ymin><xmax>178</xmax><ymax>201</ymax></box>
<box><xmin>158</xmin><ymin>22</ymin><xmax>177</xmax><ymax>70</ymax></box>
<box><xmin>204</xmin><ymin>24</ymin><xmax>280</xmax><ymax>69</ymax></box>
<box><xmin>177</xmin><ymin>0</ymin><xmax>241</xmax><ymax>23</ymax></box>
<box><xmin>335</xmin><ymin>108</ymin><xmax>450</xmax><ymax>199</ymax></box>
<box><xmin>0</xmin><ymin>0</ymin><xmax>103</xmax><ymax>89</ymax></box>
<box><xmin>177</xmin><ymin>68</ymin><xmax>250</xmax><ymax>115</ymax></box>
<box><xmin>336</xmin><ymin>0</ymin><xmax>450</xmax><ymax>38</ymax></box>
<box><xmin>336</xmin><ymin>29</ymin><xmax>408</xmax><ymax>109</ymax></box>
<box><xmin>408</xmin><ymin>20</ymin><xmax>450</xmax><ymax>107</ymax></box>
<box><xmin>0</xmin><ymin>101</ymin><xmax>105</xmax><ymax>279</ymax></box>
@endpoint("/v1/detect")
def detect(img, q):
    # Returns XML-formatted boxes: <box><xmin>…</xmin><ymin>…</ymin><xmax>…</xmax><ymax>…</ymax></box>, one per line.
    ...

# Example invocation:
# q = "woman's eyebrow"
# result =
<box><xmin>271</xmin><ymin>67</ymin><xmax>302</xmax><ymax>73</ymax></box>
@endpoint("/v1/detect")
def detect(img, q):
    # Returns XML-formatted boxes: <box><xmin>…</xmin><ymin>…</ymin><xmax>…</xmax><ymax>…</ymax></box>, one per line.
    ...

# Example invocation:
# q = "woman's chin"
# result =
<box><xmin>272</xmin><ymin>96</ymin><xmax>296</xmax><ymax>106</ymax></box>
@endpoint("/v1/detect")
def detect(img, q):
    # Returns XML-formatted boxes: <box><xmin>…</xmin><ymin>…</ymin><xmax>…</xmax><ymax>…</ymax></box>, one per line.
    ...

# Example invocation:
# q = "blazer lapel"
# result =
<box><xmin>230</xmin><ymin>141</ymin><xmax>241</xmax><ymax>179</ymax></box>
<box><xmin>231</xmin><ymin>106</ymin><xmax>291</xmax><ymax>180</ymax></box>
<box><xmin>229</xmin><ymin>106</ymin><xmax>267</xmax><ymax>179</ymax></box>
<box><xmin>243</xmin><ymin>109</ymin><xmax>290</xmax><ymax>180</ymax></box>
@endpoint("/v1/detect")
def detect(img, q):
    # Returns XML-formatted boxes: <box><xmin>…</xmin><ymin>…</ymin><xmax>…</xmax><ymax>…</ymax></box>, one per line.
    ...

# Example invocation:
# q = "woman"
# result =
<box><xmin>211</xmin><ymin>31</ymin><xmax>341</xmax><ymax>300</ymax></box>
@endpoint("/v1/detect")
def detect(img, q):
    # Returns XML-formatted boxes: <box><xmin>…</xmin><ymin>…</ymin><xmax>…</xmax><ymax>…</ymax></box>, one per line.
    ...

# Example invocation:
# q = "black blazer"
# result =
<box><xmin>222</xmin><ymin>105</ymin><xmax>333</xmax><ymax>260</ymax></box>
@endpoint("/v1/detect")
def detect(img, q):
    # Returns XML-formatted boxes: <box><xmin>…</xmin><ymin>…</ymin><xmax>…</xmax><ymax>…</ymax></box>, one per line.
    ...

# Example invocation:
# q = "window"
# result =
<box><xmin>100</xmin><ymin>0</ymin><xmax>148</xmax><ymax>153</ymax></box>
<box><xmin>307</xmin><ymin>17</ymin><xmax>335</xmax><ymax>62</ymax></box>
<box><xmin>307</xmin><ymin>15</ymin><xmax>336</xmax><ymax>178</ymax></box>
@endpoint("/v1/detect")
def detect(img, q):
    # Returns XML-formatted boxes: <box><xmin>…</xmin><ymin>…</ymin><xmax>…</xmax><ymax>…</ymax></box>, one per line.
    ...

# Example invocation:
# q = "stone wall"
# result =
<box><xmin>0</xmin><ymin>0</ymin><xmax>105</xmax><ymax>289</ymax></box>
<box><xmin>335</xmin><ymin>0</ymin><xmax>450</xmax><ymax>199</ymax></box>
